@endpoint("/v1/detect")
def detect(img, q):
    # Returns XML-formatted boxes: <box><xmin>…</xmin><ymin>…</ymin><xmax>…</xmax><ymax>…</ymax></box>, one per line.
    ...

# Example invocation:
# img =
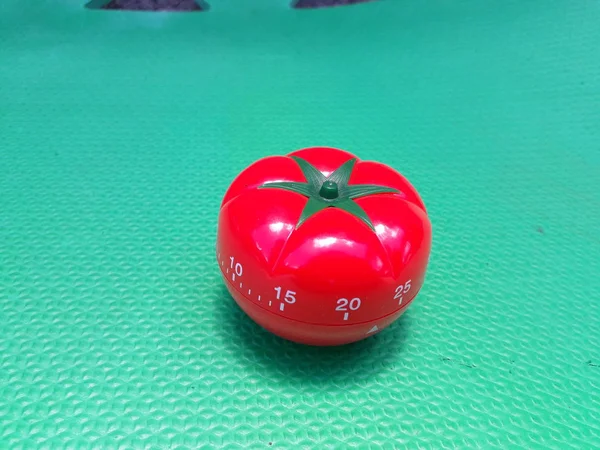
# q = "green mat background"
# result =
<box><xmin>1</xmin><ymin>0</ymin><xmax>599</xmax><ymax>448</ymax></box>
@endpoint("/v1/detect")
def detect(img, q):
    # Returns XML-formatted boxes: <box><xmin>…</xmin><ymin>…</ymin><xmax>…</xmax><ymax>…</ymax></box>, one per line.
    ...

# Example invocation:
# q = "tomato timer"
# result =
<box><xmin>216</xmin><ymin>146</ymin><xmax>432</xmax><ymax>346</ymax></box>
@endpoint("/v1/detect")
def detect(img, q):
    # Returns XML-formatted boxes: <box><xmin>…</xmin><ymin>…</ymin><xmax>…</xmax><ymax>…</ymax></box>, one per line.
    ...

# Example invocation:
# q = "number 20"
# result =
<box><xmin>336</xmin><ymin>297</ymin><xmax>361</xmax><ymax>311</ymax></box>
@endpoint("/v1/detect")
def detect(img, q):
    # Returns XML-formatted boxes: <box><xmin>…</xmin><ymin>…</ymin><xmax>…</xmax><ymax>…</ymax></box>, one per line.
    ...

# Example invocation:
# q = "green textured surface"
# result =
<box><xmin>1</xmin><ymin>0</ymin><xmax>600</xmax><ymax>448</ymax></box>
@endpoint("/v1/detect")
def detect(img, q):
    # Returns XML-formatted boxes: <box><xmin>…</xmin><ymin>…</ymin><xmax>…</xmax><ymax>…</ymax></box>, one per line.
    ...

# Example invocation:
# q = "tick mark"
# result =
<box><xmin>248</xmin><ymin>289</ymin><xmax>252</xmax><ymax>295</ymax></box>
<box><xmin>232</xmin><ymin>274</ymin><xmax>236</xmax><ymax>281</ymax></box>
<box><xmin>240</xmin><ymin>282</ymin><xmax>243</xmax><ymax>288</ymax></box>
<box><xmin>279</xmin><ymin>303</ymin><xmax>284</xmax><ymax>311</ymax></box>
<box><xmin>258</xmin><ymin>295</ymin><xmax>261</xmax><ymax>301</ymax></box>
<box><xmin>221</xmin><ymin>261</ymin><xmax>224</xmax><ymax>266</ymax></box>
<box><xmin>226</xmin><ymin>268</ymin><xmax>229</xmax><ymax>274</ymax></box>
<box><xmin>269</xmin><ymin>301</ymin><xmax>272</xmax><ymax>306</ymax></box>
<box><xmin>343</xmin><ymin>312</ymin><xmax>349</xmax><ymax>321</ymax></box>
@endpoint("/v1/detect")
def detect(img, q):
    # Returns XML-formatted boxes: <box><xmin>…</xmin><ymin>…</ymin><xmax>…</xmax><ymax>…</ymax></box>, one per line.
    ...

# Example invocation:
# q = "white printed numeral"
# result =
<box><xmin>394</xmin><ymin>279</ymin><xmax>412</xmax><ymax>305</ymax></box>
<box><xmin>336</xmin><ymin>297</ymin><xmax>361</xmax><ymax>321</ymax></box>
<box><xmin>229</xmin><ymin>257</ymin><xmax>243</xmax><ymax>277</ymax></box>
<box><xmin>274</xmin><ymin>287</ymin><xmax>297</xmax><ymax>304</ymax></box>
<box><xmin>336</xmin><ymin>297</ymin><xmax>361</xmax><ymax>311</ymax></box>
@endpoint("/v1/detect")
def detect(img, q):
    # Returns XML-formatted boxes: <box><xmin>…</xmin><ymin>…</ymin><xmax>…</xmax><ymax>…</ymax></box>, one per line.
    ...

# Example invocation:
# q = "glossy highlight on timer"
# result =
<box><xmin>216</xmin><ymin>146</ymin><xmax>432</xmax><ymax>346</ymax></box>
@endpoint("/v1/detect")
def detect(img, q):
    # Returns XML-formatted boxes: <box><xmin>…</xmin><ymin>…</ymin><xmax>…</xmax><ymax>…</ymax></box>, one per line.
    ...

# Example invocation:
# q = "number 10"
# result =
<box><xmin>229</xmin><ymin>256</ymin><xmax>243</xmax><ymax>277</ymax></box>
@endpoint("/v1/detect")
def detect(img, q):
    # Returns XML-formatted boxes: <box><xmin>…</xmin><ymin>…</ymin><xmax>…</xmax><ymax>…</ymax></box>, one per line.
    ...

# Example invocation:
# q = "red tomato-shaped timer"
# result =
<box><xmin>216</xmin><ymin>147</ymin><xmax>432</xmax><ymax>346</ymax></box>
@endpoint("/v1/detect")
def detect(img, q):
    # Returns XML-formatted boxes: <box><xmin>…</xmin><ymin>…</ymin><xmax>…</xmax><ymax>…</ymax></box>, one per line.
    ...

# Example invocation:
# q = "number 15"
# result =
<box><xmin>274</xmin><ymin>287</ymin><xmax>296</xmax><ymax>304</ymax></box>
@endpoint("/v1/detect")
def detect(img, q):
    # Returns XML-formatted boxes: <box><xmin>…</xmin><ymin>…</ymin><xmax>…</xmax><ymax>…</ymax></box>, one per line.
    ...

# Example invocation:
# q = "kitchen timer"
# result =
<box><xmin>216</xmin><ymin>146</ymin><xmax>432</xmax><ymax>346</ymax></box>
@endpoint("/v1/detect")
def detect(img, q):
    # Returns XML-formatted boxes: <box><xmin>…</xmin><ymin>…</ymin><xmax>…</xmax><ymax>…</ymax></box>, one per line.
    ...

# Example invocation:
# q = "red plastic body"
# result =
<box><xmin>216</xmin><ymin>147</ymin><xmax>432</xmax><ymax>346</ymax></box>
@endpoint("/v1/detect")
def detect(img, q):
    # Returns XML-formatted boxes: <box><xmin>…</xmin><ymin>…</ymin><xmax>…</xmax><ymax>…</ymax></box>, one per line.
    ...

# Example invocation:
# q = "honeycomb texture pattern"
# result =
<box><xmin>1</xmin><ymin>0</ymin><xmax>599</xmax><ymax>448</ymax></box>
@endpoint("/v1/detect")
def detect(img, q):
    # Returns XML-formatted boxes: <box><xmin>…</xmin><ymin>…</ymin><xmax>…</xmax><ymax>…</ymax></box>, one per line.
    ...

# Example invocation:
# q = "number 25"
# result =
<box><xmin>394</xmin><ymin>280</ymin><xmax>412</xmax><ymax>301</ymax></box>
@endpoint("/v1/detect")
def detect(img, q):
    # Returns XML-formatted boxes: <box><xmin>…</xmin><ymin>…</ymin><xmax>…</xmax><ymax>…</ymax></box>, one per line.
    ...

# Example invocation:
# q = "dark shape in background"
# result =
<box><xmin>86</xmin><ymin>0</ymin><xmax>372</xmax><ymax>10</ymax></box>
<box><xmin>89</xmin><ymin>0</ymin><xmax>206</xmax><ymax>11</ymax></box>
<box><xmin>293</xmin><ymin>0</ymin><xmax>373</xmax><ymax>9</ymax></box>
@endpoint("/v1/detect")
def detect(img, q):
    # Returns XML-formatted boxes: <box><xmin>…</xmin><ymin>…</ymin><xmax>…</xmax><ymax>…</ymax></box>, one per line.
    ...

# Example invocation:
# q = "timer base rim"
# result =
<box><xmin>222</xmin><ymin>274</ymin><xmax>409</xmax><ymax>347</ymax></box>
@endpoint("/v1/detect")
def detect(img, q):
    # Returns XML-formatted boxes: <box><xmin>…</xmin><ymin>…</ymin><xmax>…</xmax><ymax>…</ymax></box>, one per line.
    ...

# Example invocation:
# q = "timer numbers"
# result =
<box><xmin>274</xmin><ymin>286</ymin><xmax>296</xmax><ymax>311</ymax></box>
<box><xmin>394</xmin><ymin>279</ymin><xmax>412</xmax><ymax>305</ymax></box>
<box><xmin>274</xmin><ymin>287</ymin><xmax>297</xmax><ymax>304</ymax></box>
<box><xmin>229</xmin><ymin>256</ymin><xmax>244</xmax><ymax>282</ymax></box>
<box><xmin>336</xmin><ymin>297</ymin><xmax>362</xmax><ymax>321</ymax></box>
